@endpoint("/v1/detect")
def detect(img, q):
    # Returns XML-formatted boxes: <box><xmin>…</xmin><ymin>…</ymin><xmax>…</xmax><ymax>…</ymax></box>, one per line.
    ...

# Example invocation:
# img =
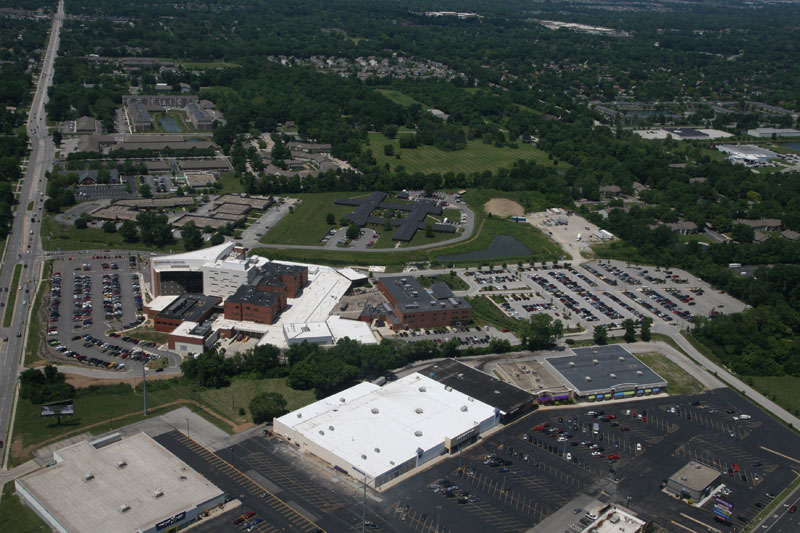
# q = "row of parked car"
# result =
<box><xmin>49</xmin><ymin>340</ymin><xmax>126</xmax><ymax>370</ymax></box>
<box><xmin>103</xmin><ymin>273</ymin><xmax>123</xmax><ymax>320</ymax></box>
<box><xmin>529</xmin><ymin>273</ymin><xmax>601</xmax><ymax>323</ymax></box>
<box><xmin>622</xmin><ymin>290</ymin><xmax>673</xmax><ymax>322</ymax></box>
<box><xmin>47</xmin><ymin>272</ymin><xmax>61</xmax><ymax>337</ymax></box>
<box><xmin>131</xmin><ymin>274</ymin><xmax>143</xmax><ymax>314</ymax></box>
<box><xmin>79</xmin><ymin>333</ymin><xmax>159</xmax><ymax>363</ymax></box>
<box><xmin>548</xmin><ymin>270</ymin><xmax>625</xmax><ymax>321</ymax></box>
<box><xmin>72</xmin><ymin>274</ymin><xmax>93</xmax><ymax>329</ymax></box>
<box><xmin>641</xmin><ymin>287</ymin><xmax>694</xmax><ymax>322</ymax></box>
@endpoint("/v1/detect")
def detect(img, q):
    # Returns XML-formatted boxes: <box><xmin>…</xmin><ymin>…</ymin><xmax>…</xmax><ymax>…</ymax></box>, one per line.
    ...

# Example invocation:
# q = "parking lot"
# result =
<box><xmin>460</xmin><ymin>259</ymin><xmax>745</xmax><ymax>332</ymax></box>
<box><xmin>393</xmin><ymin>324</ymin><xmax>518</xmax><ymax>349</ymax></box>
<box><xmin>44</xmin><ymin>254</ymin><xmax>178</xmax><ymax>371</ymax></box>
<box><xmin>151</xmin><ymin>387</ymin><xmax>800</xmax><ymax>533</ymax></box>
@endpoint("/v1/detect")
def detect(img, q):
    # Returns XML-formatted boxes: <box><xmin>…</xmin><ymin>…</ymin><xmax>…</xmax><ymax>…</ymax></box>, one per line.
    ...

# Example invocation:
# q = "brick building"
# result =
<box><xmin>375</xmin><ymin>276</ymin><xmax>472</xmax><ymax>330</ymax></box>
<box><xmin>224</xmin><ymin>286</ymin><xmax>284</xmax><ymax>324</ymax></box>
<box><xmin>153</xmin><ymin>293</ymin><xmax>220</xmax><ymax>333</ymax></box>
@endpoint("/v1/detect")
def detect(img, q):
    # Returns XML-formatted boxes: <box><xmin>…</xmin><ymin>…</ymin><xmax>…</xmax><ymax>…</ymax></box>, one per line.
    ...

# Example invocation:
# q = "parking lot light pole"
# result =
<box><xmin>186</xmin><ymin>418</ymin><xmax>189</xmax><ymax>438</ymax></box>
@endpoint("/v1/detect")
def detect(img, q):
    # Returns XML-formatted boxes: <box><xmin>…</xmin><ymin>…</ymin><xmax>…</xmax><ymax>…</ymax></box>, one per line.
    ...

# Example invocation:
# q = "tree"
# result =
<box><xmin>181</xmin><ymin>221</ymin><xmax>203</xmax><ymax>251</ymax></box>
<box><xmin>520</xmin><ymin>314</ymin><xmax>564</xmax><ymax>350</ymax></box>
<box><xmin>74</xmin><ymin>216</ymin><xmax>88</xmax><ymax>229</ymax></box>
<box><xmin>102</xmin><ymin>220</ymin><xmax>117</xmax><ymax>233</ymax></box>
<box><xmin>731</xmin><ymin>223</ymin><xmax>754</xmax><ymax>243</ymax></box>
<box><xmin>139</xmin><ymin>183</ymin><xmax>152</xmax><ymax>198</ymax></box>
<box><xmin>640</xmin><ymin>317</ymin><xmax>652</xmax><ymax>342</ymax></box>
<box><xmin>383</xmin><ymin>144</ymin><xmax>394</xmax><ymax>156</ymax></box>
<box><xmin>120</xmin><ymin>219</ymin><xmax>139</xmax><ymax>243</ymax></box>
<box><xmin>326</xmin><ymin>213</ymin><xmax>336</xmax><ymax>225</ymax></box>
<box><xmin>346</xmin><ymin>223</ymin><xmax>361</xmax><ymax>240</ymax></box>
<box><xmin>593</xmin><ymin>325</ymin><xmax>608</xmax><ymax>345</ymax></box>
<box><xmin>210</xmin><ymin>232</ymin><xmax>224</xmax><ymax>245</ymax></box>
<box><xmin>249</xmin><ymin>392</ymin><xmax>287</xmax><ymax>424</ymax></box>
<box><xmin>180</xmin><ymin>349</ymin><xmax>231</xmax><ymax>388</ymax></box>
<box><xmin>52</xmin><ymin>130</ymin><xmax>62</xmax><ymax>146</ymax></box>
<box><xmin>623</xmin><ymin>319</ymin><xmax>636</xmax><ymax>343</ymax></box>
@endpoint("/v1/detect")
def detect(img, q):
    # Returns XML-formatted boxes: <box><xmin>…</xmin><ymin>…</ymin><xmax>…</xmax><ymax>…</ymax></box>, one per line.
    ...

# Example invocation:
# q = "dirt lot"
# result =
<box><xmin>484</xmin><ymin>198</ymin><xmax>524</xmax><ymax>217</ymax></box>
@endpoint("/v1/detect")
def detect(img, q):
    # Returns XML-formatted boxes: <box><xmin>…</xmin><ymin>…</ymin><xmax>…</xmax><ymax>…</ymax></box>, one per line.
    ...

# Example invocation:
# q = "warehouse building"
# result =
<box><xmin>717</xmin><ymin>144</ymin><xmax>778</xmax><ymax>162</ymax></box>
<box><xmin>375</xmin><ymin>276</ymin><xmax>472</xmax><ymax>330</ymax></box>
<box><xmin>666</xmin><ymin>461</ymin><xmax>722</xmax><ymax>501</ymax></box>
<box><xmin>15</xmin><ymin>432</ymin><xmax>225</xmax><ymax>533</ymax></box>
<box><xmin>747</xmin><ymin>128</ymin><xmax>800</xmax><ymax>138</ymax></box>
<box><xmin>275</xmin><ymin>372</ymin><xmax>500</xmax><ymax>488</ymax></box>
<box><xmin>543</xmin><ymin>345</ymin><xmax>667</xmax><ymax>401</ymax></box>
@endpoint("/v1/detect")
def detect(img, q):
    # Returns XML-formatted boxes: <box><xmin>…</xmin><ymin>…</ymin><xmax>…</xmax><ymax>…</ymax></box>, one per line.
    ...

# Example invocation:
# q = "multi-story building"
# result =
<box><xmin>224</xmin><ymin>286</ymin><xmax>284</xmax><ymax>324</ymax></box>
<box><xmin>153</xmin><ymin>293</ymin><xmax>220</xmax><ymax>333</ymax></box>
<box><xmin>375</xmin><ymin>276</ymin><xmax>472</xmax><ymax>330</ymax></box>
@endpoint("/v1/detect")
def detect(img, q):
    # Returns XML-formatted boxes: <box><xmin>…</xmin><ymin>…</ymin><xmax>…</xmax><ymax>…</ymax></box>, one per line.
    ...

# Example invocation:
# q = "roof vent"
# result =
<box><xmin>329</xmin><ymin>425</ymin><xmax>335</xmax><ymax>431</ymax></box>
<box><xmin>119</xmin><ymin>504</ymin><xmax>131</xmax><ymax>513</ymax></box>
<box><xmin>593</xmin><ymin>359</ymin><xmax>599</xmax><ymax>364</ymax></box>
<box><xmin>414</xmin><ymin>430</ymin><xmax>423</xmax><ymax>437</ymax></box>
<box><xmin>569</xmin><ymin>361</ymin><xmax>575</xmax><ymax>367</ymax></box>
<box><xmin>296</xmin><ymin>413</ymin><xmax>303</xmax><ymax>418</ymax></box>
<box><xmin>361</xmin><ymin>454</ymin><xmax>367</xmax><ymax>460</ymax></box>
<box><xmin>371</xmin><ymin>408</ymin><xmax>380</xmax><ymax>414</ymax></box>
<box><xmin>374</xmin><ymin>448</ymin><xmax>381</xmax><ymax>453</ymax></box>
<box><xmin>467</xmin><ymin>396</ymin><xmax>474</xmax><ymax>402</ymax></box>
<box><xmin>84</xmin><ymin>473</ymin><xmax>95</xmax><ymax>482</ymax></box>
<box><xmin>339</xmin><ymin>397</ymin><xmax>346</xmax><ymax>403</ymax></box>
<box><xmin>179</xmin><ymin>475</ymin><xmax>187</xmax><ymax>481</ymax></box>
<box><xmin>444</xmin><ymin>386</ymin><xmax>453</xmax><ymax>392</ymax></box>
<box><xmin>318</xmin><ymin>430</ymin><xmax>325</xmax><ymax>435</ymax></box>
<box><xmin>460</xmin><ymin>406</ymin><xmax>468</xmax><ymax>412</ymax></box>
<box><xmin>419</xmin><ymin>386</ymin><xmax>426</xmax><ymax>392</ymax></box>
<box><xmin>415</xmin><ymin>408</ymin><xmax>424</xmax><ymax>414</ymax></box>
<box><xmin>389</xmin><ymin>461</ymin><xmax>395</xmax><ymax>466</ymax></box>
<box><xmin>117</xmin><ymin>460</ymin><xmax>127</xmax><ymax>469</ymax></box>
<box><xmin>585</xmin><ymin>376</ymin><xmax>592</xmax><ymax>382</ymax></box>
<box><xmin>681</xmin><ymin>475</ymin><xmax>687</xmax><ymax>481</ymax></box>
<box><xmin>610</xmin><ymin>373</ymin><xmax>616</xmax><ymax>379</ymax></box>
<box><xmin>153</xmin><ymin>489</ymin><xmax>164</xmax><ymax>499</ymax></box>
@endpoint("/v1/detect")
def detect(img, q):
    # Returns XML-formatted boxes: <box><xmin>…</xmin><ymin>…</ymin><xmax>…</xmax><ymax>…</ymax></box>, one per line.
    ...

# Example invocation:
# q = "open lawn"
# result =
<box><xmin>748</xmin><ymin>375</ymin><xmax>800</xmax><ymax>417</ymax></box>
<box><xmin>466</xmin><ymin>296</ymin><xmax>520</xmax><ymax>332</ymax></box>
<box><xmin>375</xmin><ymin>88</ymin><xmax>426</xmax><ymax>107</ymax></box>
<box><xmin>367</xmin><ymin>133</ymin><xmax>558</xmax><ymax>174</ymax></box>
<box><xmin>10</xmin><ymin>377</ymin><xmax>315</xmax><ymax>465</ymax></box>
<box><xmin>0</xmin><ymin>482</ymin><xmax>49</xmax><ymax>532</ymax></box>
<box><xmin>3</xmin><ymin>264</ymin><xmax>22</xmax><ymax>327</ymax></box>
<box><xmin>41</xmin><ymin>213</ymin><xmax>190</xmax><ymax>252</ymax></box>
<box><xmin>634</xmin><ymin>352</ymin><xmax>705</xmax><ymax>395</ymax></box>
<box><xmin>260</xmin><ymin>192</ymin><xmax>358</xmax><ymax>246</ymax></box>
<box><xmin>417</xmin><ymin>273</ymin><xmax>469</xmax><ymax>291</ymax></box>
<box><xmin>25</xmin><ymin>260</ymin><xmax>53</xmax><ymax>365</ymax></box>
<box><xmin>123</xmin><ymin>328</ymin><xmax>169</xmax><ymax>345</ymax></box>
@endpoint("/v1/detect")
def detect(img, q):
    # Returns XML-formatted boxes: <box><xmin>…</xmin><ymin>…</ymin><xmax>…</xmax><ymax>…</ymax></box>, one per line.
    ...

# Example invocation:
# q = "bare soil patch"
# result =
<box><xmin>484</xmin><ymin>198</ymin><xmax>524</xmax><ymax>217</ymax></box>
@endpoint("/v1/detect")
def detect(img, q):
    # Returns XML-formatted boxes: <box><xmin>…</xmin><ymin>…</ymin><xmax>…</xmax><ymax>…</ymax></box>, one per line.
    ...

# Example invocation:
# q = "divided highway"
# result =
<box><xmin>0</xmin><ymin>0</ymin><xmax>63</xmax><ymax>467</ymax></box>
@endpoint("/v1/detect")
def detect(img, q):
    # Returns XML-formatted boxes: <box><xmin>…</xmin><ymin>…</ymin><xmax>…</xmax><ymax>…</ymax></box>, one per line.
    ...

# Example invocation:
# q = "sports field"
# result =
<box><xmin>375</xmin><ymin>89</ymin><xmax>426</xmax><ymax>107</ymax></box>
<box><xmin>367</xmin><ymin>133</ymin><xmax>557</xmax><ymax>174</ymax></box>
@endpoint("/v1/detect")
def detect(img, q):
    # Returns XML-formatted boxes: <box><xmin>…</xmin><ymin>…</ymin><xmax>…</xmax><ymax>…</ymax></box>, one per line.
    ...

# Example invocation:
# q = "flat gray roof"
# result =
<box><xmin>669</xmin><ymin>461</ymin><xmax>721</xmax><ymax>491</ymax></box>
<box><xmin>545</xmin><ymin>345</ymin><xmax>667</xmax><ymax>396</ymax></box>
<box><xmin>16</xmin><ymin>433</ymin><xmax>223</xmax><ymax>533</ymax></box>
<box><xmin>379</xmin><ymin>276</ymin><xmax>471</xmax><ymax>314</ymax></box>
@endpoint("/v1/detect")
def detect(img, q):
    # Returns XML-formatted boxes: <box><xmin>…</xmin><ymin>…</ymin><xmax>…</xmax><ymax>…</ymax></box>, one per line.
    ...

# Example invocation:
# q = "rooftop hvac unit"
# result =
<box><xmin>339</xmin><ymin>397</ymin><xmax>346</xmax><ymax>403</ymax></box>
<box><xmin>371</xmin><ymin>408</ymin><xmax>380</xmax><ymax>414</ymax></box>
<box><xmin>374</xmin><ymin>448</ymin><xmax>381</xmax><ymax>453</ymax></box>
<box><xmin>610</xmin><ymin>373</ymin><xmax>617</xmax><ymax>379</ymax></box>
<box><xmin>318</xmin><ymin>430</ymin><xmax>325</xmax><ymax>435</ymax></box>
<box><xmin>296</xmin><ymin>412</ymin><xmax>303</xmax><ymax>418</ymax></box>
<box><xmin>152</xmin><ymin>490</ymin><xmax>164</xmax><ymax>499</ymax></box>
<box><xmin>569</xmin><ymin>361</ymin><xmax>575</xmax><ymax>367</ymax></box>
<box><xmin>637</xmin><ymin>370</ymin><xmax>643</xmax><ymax>376</ymax></box>
<box><xmin>84</xmin><ymin>473</ymin><xmax>95</xmax><ymax>481</ymax></box>
<box><xmin>460</xmin><ymin>406</ymin><xmax>468</xmax><ymax>412</ymax></box>
<box><xmin>418</xmin><ymin>386</ymin><xmax>427</xmax><ymax>392</ymax></box>
<box><xmin>444</xmin><ymin>386</ymin><xmax>453</xmax><ymax>392</ymax></box>
<box><xmin>415</xmin><ymin>408</ymin><xmax>424</xmax><ymax>414</ymax></box>
<box><xmin>414</xmin><ymin>430</ymin><xmax>423</xmax><ymax>437</ymax></box>
<box><xmin>361</xmin><ymin>454</ymin><xmax>367</xmax><ymax>459</ymax></box>
<box><xmin>179</xmin><ymin>475</ymin><xmax>187</xmax><ymax>481</ymax></box>
<box><xmin>593</xmin><ymin>359</ymin><xmax>599</xmax><ymax>364</ymax></box>
<box><xmin>389</xmin><ymin>461</ymin><xmax>395</xmax><ymax>466</ymax></box>
<box><xmin>119</xmin><ymin>504</ymin><xmax>131</xmax><ymax>513</ymax></box>
<box><xmin>681</xmin><ymin>475</ymin><xmax>687</xmax><ymax>481</ymax></box>
<box><xmin>328</xmin><ymin>425</ymin><xmax>335</xmax><ymax>431</ymax></box>
<box><xmin>117</xmin><ymin>460</ymin><xmax>127</xmax><ymax>469</ymax></box>
<box><xmin>585</xmin><ymin>376</ymin><xmax>592</xmax><ymax>382</ymax></box>
<box><xmin>467</xmin><ymin>397</ymin><xmax>474</xmax><ymax>402</ymax></box>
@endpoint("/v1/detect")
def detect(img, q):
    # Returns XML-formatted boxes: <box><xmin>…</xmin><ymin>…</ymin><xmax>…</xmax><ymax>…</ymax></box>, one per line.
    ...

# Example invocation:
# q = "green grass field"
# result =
<box><xmin>635</xmin><ymin>352</ymin><xmax>705</xmax><ymax>396</ymax></box>
<box><xmin>466</xmin><ymin>296</ymin><xmax>520</xmax><ymax>332</ymax></box>
<box><xmin>25</xmin><ymin>260</ymin><xmax>53</xmax><ymax>365</ymax></box>
<box><xmin>123</xmin><ymin>328</ymin><xmax>169</xmax><ymax>345</ymax></box>
<box><xmin>41</xmin><ymin>213</ymin><xmax>190</xmax><ymax>253</ymax></box>
<box><xmin>368</xmin><ymin>133</ymin><xmax>558</xmax><ymax>174</ymax></box>
<box><xmin>10</xmin><ymin>377</ymin><xmax>315</xmax><ymax>464</ymax></box>
<box><xmin>260</xmin><ymin>192</ymin><xmax>367</xmax><ymax>246</ymax></box>
<box><xmin>0</xmin><ymin>482</ymin><xmax>49</xmax><ymax>532</ymax></box>
<box><xmin>748</xmin><ymin>376</ymin><xmax>800</xmax><ymax>417</ymax></box>
<box><xmin>26</xmin><ymin>201</ymin><xmax>33</xmax><ymax>210</ymax></box>
<box><xmin>375</xmin><ymin>89</ymin><xmax>426</xmax><ymax>107</ymax></box>
<box><xmin>3</xmin><ymin>264</ymin><xmax>22</xmax><ymax>327</ymax></box>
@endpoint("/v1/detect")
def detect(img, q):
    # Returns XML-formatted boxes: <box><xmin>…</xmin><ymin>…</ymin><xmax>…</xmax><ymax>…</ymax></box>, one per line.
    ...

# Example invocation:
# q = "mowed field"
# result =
<box><xmin>260</xmin><ymin>191</ymin><xmax>360</xmax><ymax>246</ymax></box>
<box><xmin>375</xmin><ymin>88</ymin><xmax>426</xmax><ymax>107</ymax></box>
<box><xmin>367</xmin><ymin>133</ymin><xmax>557</xmax><ymax>174</ymax></box>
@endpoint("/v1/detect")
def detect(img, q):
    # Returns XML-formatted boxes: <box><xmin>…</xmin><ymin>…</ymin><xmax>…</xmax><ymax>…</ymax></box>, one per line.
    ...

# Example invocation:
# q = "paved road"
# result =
<box><xmin>759</xmin><ymin>483</ymin><xmax>800</xmax><ymax>532</ymax></box>
<box><xmin>0</xmin><ymin>0</ymin><xmax>63</xmax><ymax>467</ymax></box>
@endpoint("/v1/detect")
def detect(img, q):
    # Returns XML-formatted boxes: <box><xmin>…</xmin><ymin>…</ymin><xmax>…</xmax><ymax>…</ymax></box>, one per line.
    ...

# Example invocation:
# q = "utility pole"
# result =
<box><xmin>142</xmin><ymin>363</ymin><xmax>148</xmax><ymax>416</ymax></box>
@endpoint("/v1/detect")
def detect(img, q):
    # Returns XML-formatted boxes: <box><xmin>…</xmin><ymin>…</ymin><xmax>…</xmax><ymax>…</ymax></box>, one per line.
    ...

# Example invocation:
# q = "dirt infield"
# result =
<box><xmin>484</xmin><ymin>198</ymin><xmax>524</xmax><ymax>217</ymax></box>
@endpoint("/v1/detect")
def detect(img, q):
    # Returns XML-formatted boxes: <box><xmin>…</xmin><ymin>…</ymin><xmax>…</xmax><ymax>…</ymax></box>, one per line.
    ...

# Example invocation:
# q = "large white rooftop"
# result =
<box><xmin>151</xmin><ymin>242</ymin><xmax>234</xmax><ymax>271</ymax></box>
<box><xmin>276</xmin><ymin>373</ymin><xmax>497</xmax><ymax>479</ymax></box>
<box><xmin>16</xmin><ymin>432</ymin><xmax>223</xmax><ymax>533</ymax></box>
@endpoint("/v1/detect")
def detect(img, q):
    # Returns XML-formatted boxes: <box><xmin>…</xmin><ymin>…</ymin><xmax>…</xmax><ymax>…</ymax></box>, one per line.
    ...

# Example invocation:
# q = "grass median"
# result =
<box><xmin>3</xmin><ymin>263</ymin><xmax>22</xmax><ymax>328</ymax></box>
<box><xmin>24</xmin><ymin>260</ymin><xmax>53</xmax><ymax>365</ymax></box>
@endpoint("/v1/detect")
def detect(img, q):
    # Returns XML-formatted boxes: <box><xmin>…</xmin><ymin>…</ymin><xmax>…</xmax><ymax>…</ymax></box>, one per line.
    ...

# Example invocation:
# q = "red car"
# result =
<box><xmin>789</xmin><ymin>505</ymin><xmax>796</xmax><ymax>513</ymax></box>
<box><xmin>534</xmin><ymin>425</ymin><xmax>544</xmax><ymax>431</ymax></box>
<box><xmin>608</xmin><ymin>454</ymin><xmax>620</xmax><ymax>460</ymax></box>
<box><xmin>243</xmin><ymin>512</ymin><xmax>255</xmax><ymax>519</ymax></box>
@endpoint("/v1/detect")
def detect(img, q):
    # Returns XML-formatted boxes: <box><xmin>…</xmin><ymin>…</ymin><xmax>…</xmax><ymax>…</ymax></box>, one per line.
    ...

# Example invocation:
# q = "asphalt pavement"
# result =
<box><xmin>0</xmin><ymin>0</ymin><xmax>63</xmax><ymax>468</ymax></box>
